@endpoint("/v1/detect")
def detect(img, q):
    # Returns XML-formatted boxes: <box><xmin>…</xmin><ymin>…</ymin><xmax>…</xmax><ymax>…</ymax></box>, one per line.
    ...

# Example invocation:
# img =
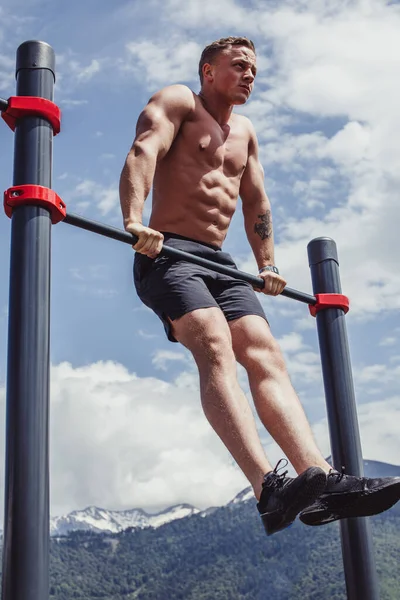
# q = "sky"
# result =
<box><xmin>0</xmin><ymin>0</ymin><xmax>399</xmax><ymax>519</ymax></box>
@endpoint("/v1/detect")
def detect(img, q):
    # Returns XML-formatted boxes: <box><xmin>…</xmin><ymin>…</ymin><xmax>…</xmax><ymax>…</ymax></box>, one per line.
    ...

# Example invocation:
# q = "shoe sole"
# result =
<box><xmin>300</xmin><ymin>479</ymin><xmax>400</xmax><ymax>526</ymax></box>
<box><xmin>260</xmin><ymin>470</ymin><xmax>327</xmax><ymax>536</ymax></box>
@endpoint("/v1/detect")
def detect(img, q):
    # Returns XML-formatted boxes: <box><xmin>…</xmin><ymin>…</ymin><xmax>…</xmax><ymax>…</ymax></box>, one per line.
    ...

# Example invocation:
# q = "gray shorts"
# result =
<box><xmin>133</xmin><ymin>232</ymin><xmax>268</xmax><ymax>342</ymax></box>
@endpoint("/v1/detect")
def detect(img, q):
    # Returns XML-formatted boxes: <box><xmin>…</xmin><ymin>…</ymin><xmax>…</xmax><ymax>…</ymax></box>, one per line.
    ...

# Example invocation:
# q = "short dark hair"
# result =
<box><xmin>198</xmin><ymin>36</ymin><xmax>256</xmax><ymax>85</ymax></box>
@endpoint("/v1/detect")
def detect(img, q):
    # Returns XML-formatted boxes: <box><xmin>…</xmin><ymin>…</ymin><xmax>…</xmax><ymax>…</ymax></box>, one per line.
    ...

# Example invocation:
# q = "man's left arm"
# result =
<box><xmin>239</xmin><ymin>123</ymin><xmax>286</xmax><ymax>296</ymax></box>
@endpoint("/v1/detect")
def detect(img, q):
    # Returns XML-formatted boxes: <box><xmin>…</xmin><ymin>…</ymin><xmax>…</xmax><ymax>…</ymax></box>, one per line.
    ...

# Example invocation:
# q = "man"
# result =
<box><xmin>119</xmin><ymin>36</ymin><xmax>400</xmax><ymax>536</ymax></box>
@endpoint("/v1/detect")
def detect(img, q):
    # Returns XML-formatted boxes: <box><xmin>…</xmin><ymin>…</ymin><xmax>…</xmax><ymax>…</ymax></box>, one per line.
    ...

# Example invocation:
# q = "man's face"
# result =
<box><xmin>206</xmin><ymin>46</ymin><xmax>257</xmax><ymax>104</ymax></box>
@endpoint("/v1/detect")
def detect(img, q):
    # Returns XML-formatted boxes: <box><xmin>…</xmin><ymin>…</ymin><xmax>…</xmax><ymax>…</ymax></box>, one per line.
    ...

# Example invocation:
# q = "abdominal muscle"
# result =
<box><xmin>148</xmin><ymin>105</ymin><xmax>249</xmax><ymax>248</ymax></box>
<box><xmin>149</xmin><ymin>170</ymin><xmax>239</xmax><ymax>247</ymax></box>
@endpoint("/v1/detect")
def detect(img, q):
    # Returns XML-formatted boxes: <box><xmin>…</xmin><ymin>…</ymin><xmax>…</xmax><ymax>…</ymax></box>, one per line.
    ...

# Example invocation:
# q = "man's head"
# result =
<box><xmin>198</xmin><ymin>37</ymin><xmax>257</xmax><ymax>104</ymax></box>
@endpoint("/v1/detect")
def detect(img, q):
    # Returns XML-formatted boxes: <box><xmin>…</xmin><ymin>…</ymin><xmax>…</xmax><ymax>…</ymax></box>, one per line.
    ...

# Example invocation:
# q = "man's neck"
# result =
<box><xmin>198</xmin><ymin>90</ymin><xmax>233</xmax><ymax>127</ymax></box>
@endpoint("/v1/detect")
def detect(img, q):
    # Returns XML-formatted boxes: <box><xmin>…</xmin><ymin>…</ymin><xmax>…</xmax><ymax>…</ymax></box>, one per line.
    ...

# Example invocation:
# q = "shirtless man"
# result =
<box><xmin>119</xmin><ymin>37</ymin><xmax>400</xmax><ymax>535</ymax></box>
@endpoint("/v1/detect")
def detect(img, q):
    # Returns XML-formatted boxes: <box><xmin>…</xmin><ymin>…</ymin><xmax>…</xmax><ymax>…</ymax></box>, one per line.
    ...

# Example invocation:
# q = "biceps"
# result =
<box><xmin>239</xmin><ymin>155</ymin><xmax>265</xmax><ymax>202</ymax></box>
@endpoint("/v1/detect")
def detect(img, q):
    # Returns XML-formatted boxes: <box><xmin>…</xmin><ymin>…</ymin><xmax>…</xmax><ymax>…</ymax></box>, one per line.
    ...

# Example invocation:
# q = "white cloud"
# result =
<box><xmin>72</xmin><ymin>179</ymin><xmax>119</xmax><ymax>216</ymax></box>
<box><xmin>164</xmin><ymin>0</ymin><xmax>259</xmax><ymax>33</ymax></box>
<box><xmin>138</xmin><ymin>329</ymin><xmax>159</xmax><ymax>340</ymax></box>
<box><xmin>75</xmin><ymin>59</ymin><xmax>101</xmax><ymax>82</ymax></box>
<box><xmin>277</xmin><ymin>331</ymin><xmax>306</xmax><ymax>353</ymax></box>
<box><xmin>47</xmin><ymin>361</ymin><xmax>247</xmax><ymax>515</ymax></box>
<box><xmin>67</xmin><ymin>264</ymin><xmax>118</xmax><ymax>298</ymax></box>
<box><xmin>229</xmin><ymin>2</ymin><xmax>400</xmax><ymax>321</ymax></box>
<box><xmin>152</xmin><ymin>349</ymin><xmax>188</xmax><ymax>371</ymax></box>
<box><xmin>57</xmin><ymin>54</ymin><xmax>104</xmax><ymax>84</ymax></box>
<box><xmin>312</xmin><ymin>396</ymin><xmax>400</xmax><ymax>467</ymax></box>
<box><xmin>0</xmin><ymin>53</ymin><xmax>14</xmax><ymax>92</ymax></box>
<box><xmin>122</xmin><ymin>39</ymin><xmax>201</xmax><ymax>89</ymax></box>
<box><xmin>0</xmin><ymin>356</ymin><xmax>397</xmax><ymax>520</ymax></box>
<box><xmin>355</xmin><ymin>362</ymin><xmax>400</xmax><ymax>386</ymax></box>
<box><xmin>69</xmin><ymin>264</ymin><xmax>109</xmax><ymax>281</ymax></box>
<box><xmin>379</xmin><ymin>336</ymin><xmax>396</xmax><ymax>347</ymax></box>
<box><xmin>60</xmin><ymin>99</ymin><xmax>89</xmax><ymax>108</ymax></box>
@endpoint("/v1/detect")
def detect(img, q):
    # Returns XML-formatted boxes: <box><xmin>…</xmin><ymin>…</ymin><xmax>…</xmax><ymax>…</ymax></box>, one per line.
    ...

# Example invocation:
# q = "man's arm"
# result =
<box><xmin>239</xmin><ymin>122</ymin><xmax>286</xmax><ymax>295</ymax></box>
<box><xmin>119</xmin><ymin>84</ymin><xmax>194</xmax><ymax>256</ymax></box>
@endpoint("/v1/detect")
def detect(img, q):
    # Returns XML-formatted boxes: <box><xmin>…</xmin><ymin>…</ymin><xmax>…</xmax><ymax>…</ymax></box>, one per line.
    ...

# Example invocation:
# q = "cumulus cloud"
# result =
<box><xmin>71</xmin><ymin>179</ymin><xmax>119</xmax><ymax>216</ymax></box>
<box><xmin>47</xmin><ymin>361</ymin><xmax>247</xmax><ymax>516</ymax></box>
<box><xmin>152</xmin><ymin>349</ymin><xmax>189</xmax><ymax>371</ymax></box>
<box><xmin>312</xmin><ymin>396</ymin><xmax>400</xmax><ymax>467</ymax></box>
<box><xmin>164</xmin><ymin>0</ymin><xmax>259</xmax><ymax>33</ymax></box>
<box><xmin>0</xmin><ymin>358</ymin><xmax>397</xmax><ymax>521</ymax></box>
<box><xmin>122</xmin><ymin>39</ymin><xmax>201</xmax><ymax>89</ymax></box>
<box><xmin>57</xmin><ymin>54</ymin><xmax>105</xmax><ymax>84</ymax></box>
<box><xmin>228</xmin><ymin>1</ymin><xmax>400</xmax><ymax>321</ymax></box>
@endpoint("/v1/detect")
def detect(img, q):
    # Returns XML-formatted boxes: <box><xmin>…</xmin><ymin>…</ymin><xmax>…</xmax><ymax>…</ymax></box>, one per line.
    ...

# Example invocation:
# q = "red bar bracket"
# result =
<box><xmin>309</xmin><ymin>293</ymin><xmax>350</xmax><ymax>317</ymax></box>
<box><xmin>4</xmin><ymin>185</ymin><xmax>66</xmax><ymax>224</ymax></box>
<box><xmin>1</xmin><ymin>96</ymin><xmax>61</xmax><ymax>135</ymax></box>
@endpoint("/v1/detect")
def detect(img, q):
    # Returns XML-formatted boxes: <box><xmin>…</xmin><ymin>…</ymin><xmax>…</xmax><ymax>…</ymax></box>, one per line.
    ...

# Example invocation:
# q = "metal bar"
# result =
<box><xmin>63</xmin><ymin>211</ymin><xmax>316</xmax><ymax>305</ymax></box>
<box><xmin>2</xmin><ymin>41</ymin><xmax>55</xmax><ymax>600</ymax></box>
<box><xmin>307</xmin><ymin>237</ymin><xmax>379</xmax><ymax>600</ymax></box>
<box><xmin>0</xmin><ymin>97</ymin><xmax>8</xmax><ymax>111</ymax></box>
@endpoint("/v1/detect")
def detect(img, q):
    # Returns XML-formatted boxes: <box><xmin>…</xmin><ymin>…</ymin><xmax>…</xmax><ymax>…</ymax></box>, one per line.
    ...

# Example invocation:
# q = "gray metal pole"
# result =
<box><xmin>307</xmin><ymin>237</ymin><xmax>379</xmax><ymax>600</ymax></box>
<box><xmin>2</xmin><ymin>41</ymin><xmax>55</xmax><ymax>600</ymax></box>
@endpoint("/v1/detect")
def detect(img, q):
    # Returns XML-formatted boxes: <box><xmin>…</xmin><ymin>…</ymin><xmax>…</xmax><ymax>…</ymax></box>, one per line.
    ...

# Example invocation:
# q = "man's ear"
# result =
<box><xmin>202</xmin><ymin>63</ymin><xmax>214</xmax><ymax>82</ymax></box>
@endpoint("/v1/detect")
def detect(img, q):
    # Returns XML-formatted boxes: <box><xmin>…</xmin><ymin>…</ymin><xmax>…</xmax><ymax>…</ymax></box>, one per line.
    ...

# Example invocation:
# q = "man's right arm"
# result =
<box><xmin>119</xmin><ymin>84</ymin><xmax>194</xmax><ymax>256</ymax></box>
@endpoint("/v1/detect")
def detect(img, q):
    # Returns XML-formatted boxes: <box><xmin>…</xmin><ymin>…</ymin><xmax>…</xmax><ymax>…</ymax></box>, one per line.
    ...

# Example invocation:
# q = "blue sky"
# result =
<box><xmin>0</xmin><ymin>0</ymin><xmax>399</xmax><ymax>518</ymax></box>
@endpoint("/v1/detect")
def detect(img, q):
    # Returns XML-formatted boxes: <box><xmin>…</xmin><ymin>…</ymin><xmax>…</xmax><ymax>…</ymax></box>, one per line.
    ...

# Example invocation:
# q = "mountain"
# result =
<box><xmin>48</xmin><ymin>489</ymin><xmax>399</xmax><ymax>599</ymax></box>
<box><xmin>50</xmin><ymin>458</ymin><xmax>400</xmax><ymax>536</ymax></box>
<box><xmin>50</xmin><ymin>503</ymin><xmax>203</xmax><ymax>536</ymax></box>
<box><xmin>0</xmin><ymin>458</ymin><xmax>397</xmax><ymax>599</ymax></box>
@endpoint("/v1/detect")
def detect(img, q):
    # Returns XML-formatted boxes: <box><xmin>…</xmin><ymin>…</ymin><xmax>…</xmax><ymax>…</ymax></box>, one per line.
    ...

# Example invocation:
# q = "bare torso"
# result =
<box><xmin>149</xmin><ymin>92</ymin><xmax>251</xmax><ymax>247</ymax></box>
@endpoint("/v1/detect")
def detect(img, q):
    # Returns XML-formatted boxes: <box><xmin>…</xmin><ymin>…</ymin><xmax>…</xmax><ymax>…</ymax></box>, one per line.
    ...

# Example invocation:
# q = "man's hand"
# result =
<box><xmin>256</xmin><ymin>271</ymin><xmax>287</xmax><ymax>296</ymax></box>
<box><xmin>125</xmin><ymin>223</ymin><xmax>164</xmax><ymax>258</ymax></box>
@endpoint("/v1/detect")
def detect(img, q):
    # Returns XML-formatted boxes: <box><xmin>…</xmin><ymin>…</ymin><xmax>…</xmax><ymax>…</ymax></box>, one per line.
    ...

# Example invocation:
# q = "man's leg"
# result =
<box><xmin>169</xmin><ymin>306</ymin><xmax>327</xmax><ymax>535</ymax></box>
<box><xmin>228</xmin><ymin>315</ymin><xmax>331</xmax><ymax>475</ymax></box>
<box><xmin>229</xmin><ymin>314</ymin><xmax>400</xmax><ymax>526</ymax></box>
<box><xmin>170</xmin><ymin>306</ymin><xmax>274</xmax><ymax>500</ymax></box>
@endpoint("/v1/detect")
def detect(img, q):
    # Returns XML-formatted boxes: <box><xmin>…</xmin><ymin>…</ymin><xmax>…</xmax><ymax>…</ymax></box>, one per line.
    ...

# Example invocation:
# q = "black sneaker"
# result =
<box><xmin>257</xmin><ymin>459</ymin><xmax>327</xmax><ymax>536</ymax></box>
<box><xmin>299</xmin><ymin>468</ymin><xmax>400</xmax><ymax>526</ymax></box>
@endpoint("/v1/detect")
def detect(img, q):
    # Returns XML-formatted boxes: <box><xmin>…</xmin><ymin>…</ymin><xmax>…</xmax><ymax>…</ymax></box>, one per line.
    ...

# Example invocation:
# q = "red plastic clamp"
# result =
<box><xmin>1</xmin><ymin>96</ymin><xmax>61</xmax><ymax>135</ymax></box>
<box><xmin>309</xmin><ymin>293</ymin><xmax>350</xmax><ymax>317</ymax></box>
<box><xmin>4</xmin><ymin>185</ymin><xmax>66</xmax><ymax>224</ymax></box>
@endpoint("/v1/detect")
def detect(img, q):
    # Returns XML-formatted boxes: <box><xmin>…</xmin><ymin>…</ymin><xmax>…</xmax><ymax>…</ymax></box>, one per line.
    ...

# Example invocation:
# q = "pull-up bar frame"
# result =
<box><xmin>1</xmin><ymin>40</ymin><xmax>379</xmax><ymax>600</ymax></box>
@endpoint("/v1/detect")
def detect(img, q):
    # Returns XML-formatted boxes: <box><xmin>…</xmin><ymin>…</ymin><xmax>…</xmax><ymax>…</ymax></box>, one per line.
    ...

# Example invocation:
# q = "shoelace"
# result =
<box><xmin>263</xmin><ymin>458</ymin><xmax>289</xmax><ymax>489</ymax></box>
<box><xmin>328</xmin><ymin>466</ymin><xmax>346</xmax><ymax>483</ymax></box>
<box><xmin>328</xmin><ymin>466</ymin><xmax>370</xmax><ymax>491</ymax></box>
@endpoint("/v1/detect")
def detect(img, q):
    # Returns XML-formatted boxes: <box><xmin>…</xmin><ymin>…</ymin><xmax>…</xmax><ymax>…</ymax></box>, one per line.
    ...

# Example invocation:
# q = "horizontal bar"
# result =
<box><xmin>0</xmin><ymin>97</ymin><xmax>9</xmax><ymax>112</ymax></box>
<box><xmin>63</xmin><ymin>212</ymin><xmax>316</xmax><ymax>306</ymax></box>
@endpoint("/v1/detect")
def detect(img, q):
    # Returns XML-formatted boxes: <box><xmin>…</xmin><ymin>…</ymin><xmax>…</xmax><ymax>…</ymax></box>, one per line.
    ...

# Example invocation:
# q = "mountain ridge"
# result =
<box><xmin>50</xmin><ymin>458</ymin><xmax>400</xmax><ymax>537</ymax></box>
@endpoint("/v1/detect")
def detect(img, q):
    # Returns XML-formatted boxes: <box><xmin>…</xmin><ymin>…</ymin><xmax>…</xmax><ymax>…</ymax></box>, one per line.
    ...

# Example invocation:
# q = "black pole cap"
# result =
<box><xmin>16</xmin><ymin>40</ymin><xmax>55</xmax><ymax>81</ymax></box>
<box><xmin>307</xmin><ymin>237</ymin><xmax>339</xmax><ymax>266</ymax></box>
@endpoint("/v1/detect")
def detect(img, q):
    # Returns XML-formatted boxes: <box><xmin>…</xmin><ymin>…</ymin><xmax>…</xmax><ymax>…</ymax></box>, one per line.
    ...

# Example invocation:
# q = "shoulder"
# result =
<box><xmin>232</xmin><ymin>114</ymin><xmax>257</xmax><ymax>143</ymax></box>
<box><xmin>148</xmin><ymin>84</ymin><xmax>196</xmax><ymax>114</ymax></box>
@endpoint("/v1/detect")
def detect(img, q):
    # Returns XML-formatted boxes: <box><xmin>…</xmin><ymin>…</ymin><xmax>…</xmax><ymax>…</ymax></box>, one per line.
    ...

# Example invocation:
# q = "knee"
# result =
<box><xmin>192</xmin><ymin>331</ymin><xmax>235</xmax><ymax>371</ymax></box>
<box><xmin>236</xmin><ymin>337</ymin><xmax>287</xmax><ymax>377</ymax></box>
<box><xmin>172</xmin><ymin>309</ymin><xmax>234</xmax><ymax>366</ymax></box>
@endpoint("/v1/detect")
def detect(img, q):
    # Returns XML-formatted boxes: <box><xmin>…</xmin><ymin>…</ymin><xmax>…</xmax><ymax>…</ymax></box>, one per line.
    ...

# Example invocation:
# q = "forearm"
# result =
<box><xmin>243</xmin><ymin>198</ymin><xmax>275</xmax><ymax>269</ymax></box>
<box><xmin>119</xmin><ymin>144</ymin><xmax>157</xmax><ymax>229</ymax></box>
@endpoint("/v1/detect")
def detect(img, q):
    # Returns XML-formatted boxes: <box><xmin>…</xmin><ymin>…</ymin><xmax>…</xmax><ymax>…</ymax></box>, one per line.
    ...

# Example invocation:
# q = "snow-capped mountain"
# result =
<box><xmin>50</xmin><ymin>487</ymin><xmax>254</xmax><ymax>537</ymax></box>
<box><xmin>50</xmin><ymin>503</ymin><xmax>202</xmax><ymax>536</ymax></box>
<box><xmin>34</xmin><ymin>459</ymin><xmax>400</xmax><ymax>537</ymax></box>
<box><xmin>228</xmin><ymin>486</ymin><xmax>253</xmax><ymax>505</ymax></box>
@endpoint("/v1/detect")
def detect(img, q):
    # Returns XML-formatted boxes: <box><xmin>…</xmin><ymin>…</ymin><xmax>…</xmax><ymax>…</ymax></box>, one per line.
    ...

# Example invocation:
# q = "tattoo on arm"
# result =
<box><xmin>254</xmin><ymin>211</ymin><xmax>272</xmax><ymax>240</ymax></box>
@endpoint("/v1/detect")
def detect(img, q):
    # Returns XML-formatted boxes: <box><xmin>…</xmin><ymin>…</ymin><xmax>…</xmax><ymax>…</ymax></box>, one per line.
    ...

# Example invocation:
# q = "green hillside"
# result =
<box><xmin>47</xmin><ymin>500</ymin><xmax>400</xmax><ymax>600</ymax></box>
